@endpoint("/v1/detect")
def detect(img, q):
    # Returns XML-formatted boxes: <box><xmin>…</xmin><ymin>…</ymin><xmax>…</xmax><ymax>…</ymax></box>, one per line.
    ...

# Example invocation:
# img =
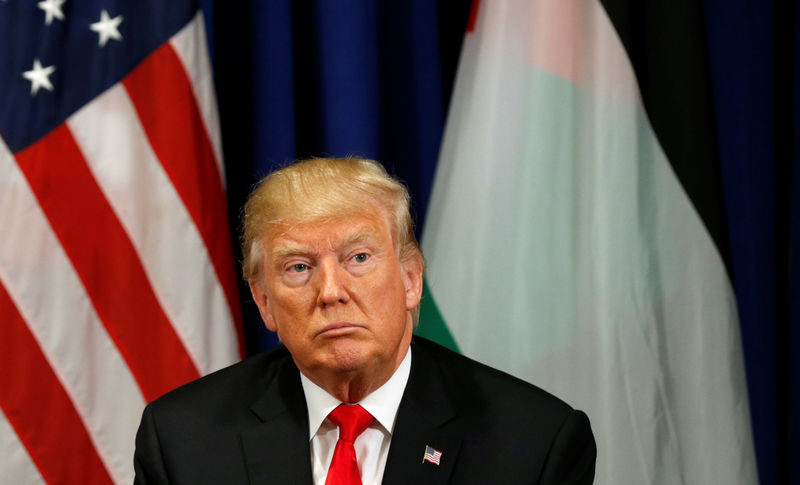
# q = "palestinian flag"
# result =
<box><xmin>417</xmin><ymin>1</ymin><xmax>758</xmax><ymax>482</ymax></box>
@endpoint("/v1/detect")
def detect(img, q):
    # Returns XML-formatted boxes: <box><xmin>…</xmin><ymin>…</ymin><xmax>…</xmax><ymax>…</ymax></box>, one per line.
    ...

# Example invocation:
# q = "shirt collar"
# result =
<box><xmin>300</xmin><ymin>347</ymin><xmax>412</xmax><ymax>439</ymax></box>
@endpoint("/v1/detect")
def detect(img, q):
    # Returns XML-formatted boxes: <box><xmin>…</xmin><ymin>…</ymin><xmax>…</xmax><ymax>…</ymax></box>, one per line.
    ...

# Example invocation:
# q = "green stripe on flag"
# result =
<box><xmin>414</xmin><ymin>278</ymin><xmax>460</xmax><ymax>353</ymax></box>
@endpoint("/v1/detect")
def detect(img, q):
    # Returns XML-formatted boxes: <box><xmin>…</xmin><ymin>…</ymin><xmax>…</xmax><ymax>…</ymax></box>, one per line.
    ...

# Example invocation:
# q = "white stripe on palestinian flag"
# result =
<box><xmin>68</xmin><ymin>84</ymin><xmax>239</xmax><ymax>376</ymax></box>
<box><xmin>170</xmin><ymin>12</ymin><xmax>225</xmax><ymax>180</ymax></box>
<box><xmin>422</xmin><ymin>1</ymin><xmax>757</xmax><ymax>483</ymax></box>
<box><xmin>0</xmin><ymin>139</ymin><xmax>145</xmax><ymax>483</ymax></box>
<box><xmin>0</xmin><ymin>408</ymin><xmax>46</xmax><ymax>485</ymax></box>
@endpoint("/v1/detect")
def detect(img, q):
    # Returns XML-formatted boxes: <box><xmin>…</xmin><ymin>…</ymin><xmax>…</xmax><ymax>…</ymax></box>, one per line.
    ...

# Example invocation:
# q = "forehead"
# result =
<box><xmin>264</xmin><ymin>210</ymin><xmax>394</xmax><ymax>254</ymax></box>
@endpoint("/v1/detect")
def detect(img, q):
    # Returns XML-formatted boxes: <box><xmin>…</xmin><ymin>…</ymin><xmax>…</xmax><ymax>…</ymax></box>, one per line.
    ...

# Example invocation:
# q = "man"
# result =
<box><xmin>134</xmin><ymin>157</ymin><xmax>596</xmax><ymax>484</ymax></box>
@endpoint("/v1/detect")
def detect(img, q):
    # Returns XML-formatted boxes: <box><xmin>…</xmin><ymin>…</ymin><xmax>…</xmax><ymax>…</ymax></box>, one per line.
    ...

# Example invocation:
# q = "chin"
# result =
<box><xmin>323</xmin><ymin>340</ymin><xmax>375</xmax><ymax>373</ymax></box>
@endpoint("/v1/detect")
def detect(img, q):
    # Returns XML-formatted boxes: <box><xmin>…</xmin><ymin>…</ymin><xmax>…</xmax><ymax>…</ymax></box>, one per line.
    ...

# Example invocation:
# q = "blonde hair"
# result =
<box><xmin>241</xmin><ymin>157</ymin><xmax>422</xmax><ymax>283</ymax></box>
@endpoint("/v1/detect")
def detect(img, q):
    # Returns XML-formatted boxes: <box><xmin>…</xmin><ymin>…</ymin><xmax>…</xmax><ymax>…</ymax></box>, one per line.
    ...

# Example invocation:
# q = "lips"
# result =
<box><xmin>316</xmin><ymin>321</ymin><xmax>362</xmax><ymax>337</ymax></box>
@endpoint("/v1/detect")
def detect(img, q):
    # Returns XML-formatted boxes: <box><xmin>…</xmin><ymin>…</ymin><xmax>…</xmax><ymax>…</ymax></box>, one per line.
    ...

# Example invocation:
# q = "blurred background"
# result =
<box><xmin>0</xmin><ymin>0</ymin><xmax>796</xmax><ymax>483</ymax></box>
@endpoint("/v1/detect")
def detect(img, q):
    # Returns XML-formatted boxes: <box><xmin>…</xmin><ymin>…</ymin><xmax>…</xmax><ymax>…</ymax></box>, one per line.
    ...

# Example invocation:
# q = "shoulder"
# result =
<box><xmin>134</xmin><ymin>347</ymin><xmax>302</xmax><ymax>482</ymax></box>
<box><xmin>406</xmin><ymin>337</ymin><xmax>596</xmax><ymax>483</ymax></box>
<box><xmin>410</xmin><ymin>336</ymin><xmax>575</xmax><ymax>420</ymax></box>
<box><xmin>145</xmin><ymin>345</ymin><xmax>294</xmax><ymax>419</ymax></box>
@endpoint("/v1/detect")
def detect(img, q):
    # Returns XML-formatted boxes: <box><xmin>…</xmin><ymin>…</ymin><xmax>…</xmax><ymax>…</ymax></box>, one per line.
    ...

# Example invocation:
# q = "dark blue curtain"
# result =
<box><xmin>703</xmin><ymin>1</ymin><xmax>799</xmax><ymax>484</ymax></box>
<box><xmin>202</xmin><ymin>1</ymin><xmax>797</xmax><ymax>483</ymax></box>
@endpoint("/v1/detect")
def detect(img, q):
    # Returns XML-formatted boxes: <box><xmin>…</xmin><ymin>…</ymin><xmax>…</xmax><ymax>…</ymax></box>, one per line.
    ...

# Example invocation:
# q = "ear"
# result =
<box><xmin>401</xmin><ymin>254</ymin><xmax>424</xmax><ymax>311</ymax></box>
<box><xmin>249</xmin><ymin>279</ymin><xmax>278</xmax><ymax>332</ymax></box>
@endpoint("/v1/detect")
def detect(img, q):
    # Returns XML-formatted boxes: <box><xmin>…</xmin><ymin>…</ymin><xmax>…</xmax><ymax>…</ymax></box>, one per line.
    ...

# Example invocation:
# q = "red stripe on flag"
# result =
<box><xmin>123</xmin><ymin>43</ymin><xmax>245</xmax><ymax>358</ymax></box>
<box><xmin>0</xmin><ymin>281</ymin><xmax>114</xmax><ymax>485</ymax></box>
<box><xmin>467</xmin><ymin>0</ymin><xmax>481</xmax><ymax>32</ymax></box>
<box><xmin>14</xmin><ymin>124</ymin><xmax>200</xmax><ymax>401</ymax></box>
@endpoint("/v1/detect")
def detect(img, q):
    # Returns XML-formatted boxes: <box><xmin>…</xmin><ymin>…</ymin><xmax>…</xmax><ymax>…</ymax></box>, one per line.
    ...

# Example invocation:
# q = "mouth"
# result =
<box><xmin>316</xmin><ymin>321</ymin><xmax>362</xmax><ymax>338</ymax></box>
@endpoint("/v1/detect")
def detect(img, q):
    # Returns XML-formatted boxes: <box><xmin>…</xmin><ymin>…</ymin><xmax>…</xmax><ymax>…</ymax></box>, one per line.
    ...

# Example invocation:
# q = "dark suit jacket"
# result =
<box><xmin>134</xmin><ymin>336</ymin><xmax>596</xmax><ymax>484</ymax></box>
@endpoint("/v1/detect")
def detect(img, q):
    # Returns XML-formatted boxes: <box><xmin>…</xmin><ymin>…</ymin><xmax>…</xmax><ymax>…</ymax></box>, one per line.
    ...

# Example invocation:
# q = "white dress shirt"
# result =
<box><xmin>300</xmin><ymin>349</ymin><xmax>411</xmax><ymax>485</ymax></box>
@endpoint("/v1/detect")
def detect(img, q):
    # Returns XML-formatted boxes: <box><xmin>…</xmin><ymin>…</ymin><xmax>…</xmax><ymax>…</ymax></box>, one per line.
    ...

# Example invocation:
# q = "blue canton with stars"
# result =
<box><xmin>0</xmin><ymin>0</ymin><xmax>197</xmax><ymax>153</ymax></box>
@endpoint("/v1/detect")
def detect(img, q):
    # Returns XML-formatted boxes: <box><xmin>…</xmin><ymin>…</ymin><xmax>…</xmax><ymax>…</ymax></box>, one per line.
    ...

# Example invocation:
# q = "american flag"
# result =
<box><xmin>0</xmin><ymin>0</ymin><xmax>243</xmax><ymax>483</ymax></box>
<box><xmin>423</xmin><ymin>445</ymin><xmax>442</xmax><ymax>466</ymax></box>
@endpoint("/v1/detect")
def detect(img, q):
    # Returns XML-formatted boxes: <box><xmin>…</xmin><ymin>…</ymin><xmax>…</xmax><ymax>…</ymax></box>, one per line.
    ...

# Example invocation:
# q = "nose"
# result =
<box><xmin>316</xmin><ymin>258</ymin><xmax>350</xmax><ymax>307</ymax></box>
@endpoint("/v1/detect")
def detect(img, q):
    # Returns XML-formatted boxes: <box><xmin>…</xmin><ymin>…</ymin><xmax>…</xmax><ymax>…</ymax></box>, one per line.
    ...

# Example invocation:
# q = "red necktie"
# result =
<box><xmin>325</xmin><ymin>404</ymin><xmax>374</xmax><ymax>485</ymax></box>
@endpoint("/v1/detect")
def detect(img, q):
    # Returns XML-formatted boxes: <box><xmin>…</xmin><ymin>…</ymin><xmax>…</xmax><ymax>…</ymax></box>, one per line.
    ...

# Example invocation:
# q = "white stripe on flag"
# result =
<box><xmin>170</xmin><ymin>12</ymin><xmax>225</xmax><ymax>182</ymax></box>
<box><xmin>67</xmin><ymin>83</ymin><xmax>239</xmax><ymax>376</ymax></box>
<box><xmin>0</xmin><ymin>139</ymin><xmax>145</xmax><ymax>483</ymax></box>
<box><xmin>0</xmin><ymin>408</ymin><xmax>46</xmax><ymax>485</ymax></box>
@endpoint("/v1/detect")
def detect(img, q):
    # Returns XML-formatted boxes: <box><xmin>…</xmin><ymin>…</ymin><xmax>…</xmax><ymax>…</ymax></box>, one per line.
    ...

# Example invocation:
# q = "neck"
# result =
<box><xmin>304</xmin><ymin>343</ymin><xmax>410</xmax><ymax>403</ymax></box>
<box><xmin>327</xmin><ymin>378</ymin><xmax>375</xmax><ymax>403</ymax></box>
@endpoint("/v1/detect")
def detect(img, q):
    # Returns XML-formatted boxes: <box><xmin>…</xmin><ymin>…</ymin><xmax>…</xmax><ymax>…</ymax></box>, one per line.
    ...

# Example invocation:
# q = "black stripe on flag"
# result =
<box><xmin>598</xmin><ymin>0</ymin><xmax>731</xmax><ymax>271</ymax></box>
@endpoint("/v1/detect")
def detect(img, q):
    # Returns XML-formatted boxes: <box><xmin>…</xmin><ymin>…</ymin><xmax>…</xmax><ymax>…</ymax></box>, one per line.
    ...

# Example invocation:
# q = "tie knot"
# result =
<box><xmin>328</xmin><ymin>404</ymin><xmax>374</xmax><ymax>443</ymax></box>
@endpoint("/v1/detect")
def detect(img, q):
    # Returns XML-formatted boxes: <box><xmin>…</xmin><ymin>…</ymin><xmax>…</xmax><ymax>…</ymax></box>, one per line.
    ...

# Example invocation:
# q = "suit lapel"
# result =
<box><xmin>382</xmin><ymin>340</ymin><xmax>463</xmax><ymax>485</ymax></box>
<box><xmin>241</xmin><ymin>355</ymin><xmax>314</xmax><ymax>485</ymax></box>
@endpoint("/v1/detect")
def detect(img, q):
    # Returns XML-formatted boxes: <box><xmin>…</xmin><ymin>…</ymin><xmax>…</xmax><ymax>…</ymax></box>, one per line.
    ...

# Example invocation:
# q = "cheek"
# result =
<box><xmin>371</xmin><ymin>271</ymin><xmax>411</xmax><ymax>313</ymax></box>
<box><xmin>363</xmin><ymin>270</ymin><xmax>399</xmax><ymax>298</ymax></box>
<box><xmin>267</xmin><ymin>289</ymin><xmax>312</xmax><ymax>327</ymax></box>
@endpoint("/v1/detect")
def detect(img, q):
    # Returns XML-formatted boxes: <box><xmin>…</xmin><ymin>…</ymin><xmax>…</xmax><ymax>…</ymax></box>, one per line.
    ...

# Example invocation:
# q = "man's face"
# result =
<box><xmin>250</xmin><ymin>207</ymin><xmax>423</xmax><ymax>389</ymax></box>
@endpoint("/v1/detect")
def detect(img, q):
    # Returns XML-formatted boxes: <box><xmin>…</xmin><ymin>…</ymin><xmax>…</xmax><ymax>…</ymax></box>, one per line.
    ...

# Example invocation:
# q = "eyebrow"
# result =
<box><xmin>269</xmin><ymin>243</ymin><xmax>313</xmax><ymax>263</ymax></box>
<box><xmin>338</xmin><ymin>228</ymin><xmax>380</xmax><ymax>251</ymax></box>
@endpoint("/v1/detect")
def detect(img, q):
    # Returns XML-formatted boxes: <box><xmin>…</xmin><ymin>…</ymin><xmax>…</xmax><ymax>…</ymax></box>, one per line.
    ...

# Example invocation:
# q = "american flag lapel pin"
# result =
<box><xmin>422</xmin><ymin>445</ymin><xmax>442</xmax><ymax>465</ymax></box>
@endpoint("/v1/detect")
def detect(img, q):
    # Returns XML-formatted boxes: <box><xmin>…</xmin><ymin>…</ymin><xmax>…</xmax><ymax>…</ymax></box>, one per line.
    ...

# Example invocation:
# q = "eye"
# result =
<box><xmin>352</xmin><ymin>253</ymin><xmax>369</xmax><ymax>263</ymax></box>
<box><xmin>290</xmin><ymin>263</ymin><xmax>308</xmax><ymax>273</ymax></box>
